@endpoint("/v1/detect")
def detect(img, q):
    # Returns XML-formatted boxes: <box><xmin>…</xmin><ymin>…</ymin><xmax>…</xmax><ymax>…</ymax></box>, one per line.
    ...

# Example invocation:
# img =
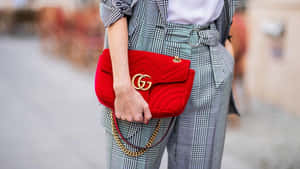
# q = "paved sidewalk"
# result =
<box><xmin>0</xmin><ymin>36</ymin><xmax>106</xmax><ymax>169</ymax></box>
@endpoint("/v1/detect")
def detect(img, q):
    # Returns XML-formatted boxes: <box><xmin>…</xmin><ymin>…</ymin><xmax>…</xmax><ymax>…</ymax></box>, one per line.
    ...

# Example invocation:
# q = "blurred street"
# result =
<box><xmin>1</xmin><ymin>36</ymin><xmax>300</xmax><ymax>169</ymax></box>
<box><xmin>0</xmin><ymin>35</ymin><xmax>105</xmax><ymax>169</ymax></box>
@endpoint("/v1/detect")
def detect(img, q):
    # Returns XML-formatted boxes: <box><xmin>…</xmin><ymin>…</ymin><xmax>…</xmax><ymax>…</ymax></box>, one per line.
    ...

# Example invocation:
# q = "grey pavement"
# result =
<box><xmin>1</xmin><ymin>36</ymin><xmax>300</xmax><ymax>169</ymax></box>
<box><xmin>0</xmin><ymin>36</ymin><xmax>105</xmax><ymax>169</ymax></box>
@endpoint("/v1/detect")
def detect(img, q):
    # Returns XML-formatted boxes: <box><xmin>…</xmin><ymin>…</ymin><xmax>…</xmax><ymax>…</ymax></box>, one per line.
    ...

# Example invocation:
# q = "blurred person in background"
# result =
<box><xmin>97</xmin><ymin>0</ymin><xmax>241</xmax><ymax>169</ymax></box>
<box><xmin>230</xmin><ymin>6</ymin><xmax>248</xmax><ymax>82</ymax></box>
<box><xmin>227</xmin><ymin>5</ymin><xmax>248</xmax><ymax>124</ymax></box>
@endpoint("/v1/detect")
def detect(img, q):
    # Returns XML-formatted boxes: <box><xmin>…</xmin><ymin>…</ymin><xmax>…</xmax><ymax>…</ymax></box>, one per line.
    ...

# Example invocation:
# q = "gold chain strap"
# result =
<box><xmin>110</xmin><ymin>110</ymin><xmax>161</xmax><ymax>157</ymax></box>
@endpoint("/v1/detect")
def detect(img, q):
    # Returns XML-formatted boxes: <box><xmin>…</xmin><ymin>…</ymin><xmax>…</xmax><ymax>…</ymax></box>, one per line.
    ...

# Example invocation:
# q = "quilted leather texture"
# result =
<box><xmin>95</xmin><ymin>48</ymin><xmax>195</xmax><ymax>118</ymax></box>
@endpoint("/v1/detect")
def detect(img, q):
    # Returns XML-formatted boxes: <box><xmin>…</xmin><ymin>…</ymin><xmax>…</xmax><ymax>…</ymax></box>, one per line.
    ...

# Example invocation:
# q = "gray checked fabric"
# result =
<box><xmin>97</xmin><ymin>0</ymin><xmax>239</xmax><ymax>169</ymax></box>
<box><xmin>100</xmin><ymin>21</ymin><xmax>233</xmax><ymax>169</ymax></box>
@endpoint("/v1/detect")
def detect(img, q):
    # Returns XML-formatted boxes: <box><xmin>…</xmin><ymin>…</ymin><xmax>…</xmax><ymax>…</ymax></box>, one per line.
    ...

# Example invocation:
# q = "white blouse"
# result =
<box><xmin>167</xmin><ymin>0</ymin><xmax>224</xmax><ymax>26</ymax></box>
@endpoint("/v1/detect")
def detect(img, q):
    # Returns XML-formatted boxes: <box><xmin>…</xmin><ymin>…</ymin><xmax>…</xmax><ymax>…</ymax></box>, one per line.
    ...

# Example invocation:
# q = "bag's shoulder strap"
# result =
<box><xmin>110</xmin><ymin>110</ymin><xmax>175</xmax><ymax>155</ymax></box>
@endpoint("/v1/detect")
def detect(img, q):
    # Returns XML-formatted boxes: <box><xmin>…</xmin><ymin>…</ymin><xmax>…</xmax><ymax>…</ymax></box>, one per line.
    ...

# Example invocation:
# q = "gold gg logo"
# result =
<box><xmin>132</xmin><ymin>73</ymin><xmax>152</xmax><ymax>91</ymax></box>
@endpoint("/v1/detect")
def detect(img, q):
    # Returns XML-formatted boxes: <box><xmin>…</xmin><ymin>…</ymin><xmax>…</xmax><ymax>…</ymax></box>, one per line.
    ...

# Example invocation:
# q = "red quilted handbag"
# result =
<box><xmin>94</xmin><ymin>48</ymin><xmax>195</xmax><ymax>156</ymax></box>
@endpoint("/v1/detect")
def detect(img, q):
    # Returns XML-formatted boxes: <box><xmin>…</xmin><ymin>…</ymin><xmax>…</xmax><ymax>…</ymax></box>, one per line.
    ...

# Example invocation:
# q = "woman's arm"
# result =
<box><xmin>107</xmin><ymin>17</ymin><xmax>152</xmax><ymax>124</ymax></box>
<box><xmin>108</xmin><ymin>17</ymin><xmax>131</xmax><ymax>92</ymax></box>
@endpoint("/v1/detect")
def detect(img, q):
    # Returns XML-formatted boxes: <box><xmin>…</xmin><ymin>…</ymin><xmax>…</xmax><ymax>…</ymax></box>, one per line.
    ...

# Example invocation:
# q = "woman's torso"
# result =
<box><xmin>167</xmin><ymin>0</ymin><xmax>224</xmax><ymax>26</ymax></box>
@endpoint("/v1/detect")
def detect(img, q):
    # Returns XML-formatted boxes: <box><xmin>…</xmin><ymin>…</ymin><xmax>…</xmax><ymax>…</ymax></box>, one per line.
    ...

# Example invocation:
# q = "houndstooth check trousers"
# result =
<box><xmin>99</xmin><ymin>19</ymin><xmax>234</xmax><ymax>169</ymax></box>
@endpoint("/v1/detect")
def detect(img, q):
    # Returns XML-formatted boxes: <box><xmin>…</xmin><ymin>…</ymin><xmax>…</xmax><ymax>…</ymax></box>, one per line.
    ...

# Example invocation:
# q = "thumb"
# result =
<box><xmin>143</xmin><ymin>103</ymin><xmax>152</xmax><ymax>124</ymax></box>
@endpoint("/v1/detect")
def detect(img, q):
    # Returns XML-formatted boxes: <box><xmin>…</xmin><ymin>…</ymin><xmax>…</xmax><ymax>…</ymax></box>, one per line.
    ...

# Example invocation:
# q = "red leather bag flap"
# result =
<box><xmin>99</xmin><ymin>49</ymin><xmax>191</xmax><ymax>84</ymax></box>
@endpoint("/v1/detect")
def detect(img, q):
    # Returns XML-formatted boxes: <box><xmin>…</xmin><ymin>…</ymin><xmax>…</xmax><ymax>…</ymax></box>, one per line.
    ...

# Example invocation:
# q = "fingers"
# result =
<box><xmin>120</xmin><ymin>113</ymin><xmax>126</xmax><ymax>121</ymax></box>
<box><xmin>143</xmin><ymin>103</ymin><xmax>152</xmax><ymax>124</ymax></box>
<box><xmin>115</xmin><ymin>110</ymin><xmax>143</xmax><ymax>123</ymax></box>
<box><xmin>115</xmin><ymin>111</ymin><xmax>121</xmax><ymax>119</ymax></box>
<box><xmin>115</xmin><ymin>110</ymin><xmax>127</xmax><ymax>121</ymax></box>
<box><xmin>132</xmin><ymin>112</ymin><xmax>142</xmax><ymax>123</ymax></box>
<box><xmin>126</xmin><ymin>116</ymin><xmax>133</xmax><ymax>122</ymax></box>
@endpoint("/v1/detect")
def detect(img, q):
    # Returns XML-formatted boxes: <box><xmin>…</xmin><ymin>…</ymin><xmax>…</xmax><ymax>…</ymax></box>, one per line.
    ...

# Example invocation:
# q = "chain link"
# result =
<box><xmin>110</xmin><ymin>110</ymin><xmax>161</xmax><ymax>157</ymax></box>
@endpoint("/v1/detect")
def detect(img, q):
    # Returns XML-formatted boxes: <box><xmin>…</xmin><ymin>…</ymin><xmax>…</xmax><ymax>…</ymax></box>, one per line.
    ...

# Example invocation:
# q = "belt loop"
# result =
<box><xmin>163</xmin><ymin>24</ymin><xmax>168</xmax><ymax>37</ymax></box>
<box><xmin>209</xmin><ymin>22</ymin><xmax>217</xmax><ymax>30</ymax></box>
<box><xmin>159</xmin><ymin>23</ymin><xmax>168</xmax><ymax>54</ymax></box>
<box><xmin>188</xmin><ymin>28</ymin><xmax>201</xmax><ymax>47</ymax></box>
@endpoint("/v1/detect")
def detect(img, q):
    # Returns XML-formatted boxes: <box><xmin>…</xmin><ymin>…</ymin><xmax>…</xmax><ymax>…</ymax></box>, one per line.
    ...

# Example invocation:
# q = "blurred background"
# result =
<box><xmin>0</xmin><ymin>0</ymin><xmax>300</xmax><ymax>169</ymax></box>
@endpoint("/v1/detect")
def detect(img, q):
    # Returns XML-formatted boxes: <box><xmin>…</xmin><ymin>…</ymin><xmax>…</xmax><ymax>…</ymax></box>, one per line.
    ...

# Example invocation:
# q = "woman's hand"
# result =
<box><xmin>114</xmin><ymin>84</ymin><xmax>152</xmax><ymax>124</ymax></box>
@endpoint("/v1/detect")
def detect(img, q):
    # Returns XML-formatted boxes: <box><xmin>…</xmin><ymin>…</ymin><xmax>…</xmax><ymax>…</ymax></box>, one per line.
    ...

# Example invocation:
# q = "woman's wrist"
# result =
<box><xmin>113</xmin><ymin>79</ymin><xmax>132</xmax><ymax>96</ymax></box>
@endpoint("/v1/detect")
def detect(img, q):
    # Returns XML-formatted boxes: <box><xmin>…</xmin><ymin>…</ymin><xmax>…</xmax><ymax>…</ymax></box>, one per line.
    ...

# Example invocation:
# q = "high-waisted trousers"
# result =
<box><xmin>99</xmin><ymin>21</ymin><xmax>234</xmax><ymax>169</ymax></box>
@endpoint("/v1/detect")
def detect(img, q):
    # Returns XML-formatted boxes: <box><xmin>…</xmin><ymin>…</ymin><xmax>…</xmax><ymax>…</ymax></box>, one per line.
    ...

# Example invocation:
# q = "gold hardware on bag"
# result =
<box><xmin>110</xmin><ymin>110</ymin><xmax>161</xmax><ymax>157</ymax></box>
<box><xmin>132</xmin><ymin>73</ymin><xmax>152</xmax><ymax>91</ymax></box>
<box><xmin>173</xmin><ymin>56</ymin><xmax>181</xmax><ymax>63</ymax></box>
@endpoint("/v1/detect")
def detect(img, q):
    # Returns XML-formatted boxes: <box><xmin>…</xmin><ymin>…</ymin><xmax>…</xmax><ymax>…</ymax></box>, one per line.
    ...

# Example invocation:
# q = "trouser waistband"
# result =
<box><xmin>155</xmin><ymin>21</ymin><xmax>220</xmax><ymax>47</ymax></box>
